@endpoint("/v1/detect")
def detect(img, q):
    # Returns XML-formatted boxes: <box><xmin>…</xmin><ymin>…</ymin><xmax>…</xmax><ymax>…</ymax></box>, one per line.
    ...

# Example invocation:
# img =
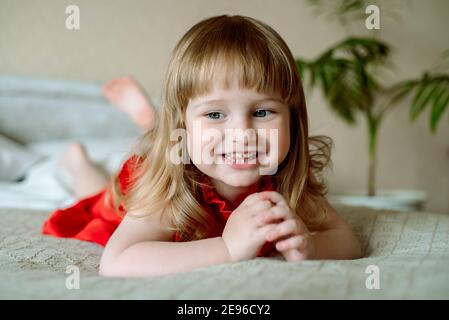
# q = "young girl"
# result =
<box><xmin>42</xmin><ymin>15</ymin><xmax>362</xmax><ymax>278</ymax></box>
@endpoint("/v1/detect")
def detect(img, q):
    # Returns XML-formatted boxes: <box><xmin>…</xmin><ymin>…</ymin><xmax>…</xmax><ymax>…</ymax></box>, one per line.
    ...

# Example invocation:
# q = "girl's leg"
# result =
<box><xmin>101</xmin><ymin>76</ymin><xmax>156</xmax><ymax>133</ymax></box>
<box><xmin>57</xmin><ymin>143</ymin><xmax>109</xmax><ymax>199</ymax></box>
<box><xmin>56</xmin><ymin>77</ymin><xmax>156</xmax><ymax>200</ymax></box>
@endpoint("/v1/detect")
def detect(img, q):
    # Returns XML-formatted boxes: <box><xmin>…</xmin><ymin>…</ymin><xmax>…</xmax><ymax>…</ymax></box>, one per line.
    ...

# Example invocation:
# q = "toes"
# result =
<box><xmin>102</xmin><ymin>78</ymin><xmax>117</xmax><ymax>92</ymax></box>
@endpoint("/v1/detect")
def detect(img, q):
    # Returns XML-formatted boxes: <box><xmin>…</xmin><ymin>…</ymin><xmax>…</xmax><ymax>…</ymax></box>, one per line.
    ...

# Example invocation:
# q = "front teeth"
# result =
<box><xmin>224</xmin><ymin>152</ymin><xmax>257</xmax><ymax>164</ymax></box>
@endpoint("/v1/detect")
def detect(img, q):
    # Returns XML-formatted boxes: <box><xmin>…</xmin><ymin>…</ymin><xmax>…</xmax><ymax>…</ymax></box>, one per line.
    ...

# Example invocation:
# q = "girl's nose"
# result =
<box><xmin>226</xmin><ymin>116</ymin><xmax>257</xmax><ymax>146</ymax></box>
<box><xmin>230</xmin><ymin>115</ymin><xmax>253</xmax><ymax>131</ymax></box>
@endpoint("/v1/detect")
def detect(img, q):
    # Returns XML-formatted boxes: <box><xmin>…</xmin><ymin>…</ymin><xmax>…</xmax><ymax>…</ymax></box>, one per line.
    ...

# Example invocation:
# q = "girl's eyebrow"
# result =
<box><xmin>193</xmin><ymin>99</ymin><xmax>226</xmax><ymax>109</ymax></box>
<box><xmin>193</xmin><ymin>97</ymin><xmax>284</xmax><ymax>109</ymax></box>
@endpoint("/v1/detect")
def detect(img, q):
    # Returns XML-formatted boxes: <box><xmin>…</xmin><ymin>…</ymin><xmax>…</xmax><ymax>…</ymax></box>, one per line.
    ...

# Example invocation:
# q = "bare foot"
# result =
<box><xmin>102</xmin><ymin>76</ymin><xmax>156</xmax><ymax>133</ymax></box>
<box><xmin>57</xmin><ymin>143</ymin><xmax>109</xmax><ymax>199</ymax></box>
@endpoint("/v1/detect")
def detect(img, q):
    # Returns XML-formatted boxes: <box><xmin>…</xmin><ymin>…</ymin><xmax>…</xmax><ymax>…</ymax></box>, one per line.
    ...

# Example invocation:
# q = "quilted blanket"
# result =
<box><xmin>0</xmin><ymin>205</ymin><xmax>448</xmax><ymax>299</ymax></box>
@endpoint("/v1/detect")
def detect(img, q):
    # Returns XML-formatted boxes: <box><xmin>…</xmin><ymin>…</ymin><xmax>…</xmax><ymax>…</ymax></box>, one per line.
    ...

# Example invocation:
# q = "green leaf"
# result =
<box><xmin>295</xmin><ymin>37</ymin><xmax>390</xmax><ymax>125</ymax></box>
<box><xmin>319</xmin><ymin>64</ymin><xmax>331</xmax><ymax>94</ymax></box>
<box><xmin>388</xmin><ymin>80</ymin><xmax>418</xmax><ymax>105</ymax></box>
<box><xmin>430</xmin><ymin>87</ymin><xmax>449</xmax><ymax>132</ymax></box>
<box><xmin>309</xmin><ymin>62</ymin><xmax>318</xmax><ymax>88</ymax></box>
<box><xmin>295</xmin><ymin>59</ymin><xmax>315</xmax><ymax>93</ymax></box>
<box><xmin>410</xmin><ymin>82</ymin><xmax>440</xmax><ymax>121</ymax></box>
<box><xmin>295</xmin><ymin>59</ymin><xmax>308</xmax><ymax>79</ymax></box>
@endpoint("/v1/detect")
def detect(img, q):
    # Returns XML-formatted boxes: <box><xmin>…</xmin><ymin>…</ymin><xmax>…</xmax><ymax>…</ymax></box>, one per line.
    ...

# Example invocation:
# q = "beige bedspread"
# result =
<box><xmin>0</xmin><ymin>205</ymin><xmax>448</xmax><ymax>299</ymax></box>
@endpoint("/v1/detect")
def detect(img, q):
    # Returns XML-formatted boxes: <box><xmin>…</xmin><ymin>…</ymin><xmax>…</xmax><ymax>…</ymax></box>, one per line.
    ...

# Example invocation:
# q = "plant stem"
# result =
<box><xmin>367</xmin><ymin>115</ymin><xmax>379</xmax><ymax>197</ymax></box>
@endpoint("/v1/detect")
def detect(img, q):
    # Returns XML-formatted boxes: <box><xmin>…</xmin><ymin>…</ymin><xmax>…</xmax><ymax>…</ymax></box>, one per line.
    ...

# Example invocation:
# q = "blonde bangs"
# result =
<box><xmin>174</xmin><ymin>16</ymin><xmax>301</xmax><ymax>109</ymax></box>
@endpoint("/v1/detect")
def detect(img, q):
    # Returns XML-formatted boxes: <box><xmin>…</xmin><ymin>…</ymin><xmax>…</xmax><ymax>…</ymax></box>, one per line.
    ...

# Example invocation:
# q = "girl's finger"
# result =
<box><xmin>282</xmin><ymin>248</ymin><xmax>306</xmax><ymax>262</ymax></box>
<box><xmin>249</xmin><ymin>199</ymin><xmax>275</xmax><ymax>215</ymax></box>
<box><xmin>275</xmin><ymin>235</ymin><xmax>306</xmax><ymax>251</ymax></box>
<box><xmin>255</xmin><ymin>205</ymin><xmax>288</xmax><ymax>226</ymax></box>
<box><xmin>258</xmin><ymin>191</ymin><xmax>287</xmax><ymax>207</ymax></box>
<box><xmin>259</xmin><ymin>191</ymin><xmax>292</xmax><ymax>216</ymax></box>
<box><xmin>265</xmin><ymin>219</ymin><xmax>299</xmax><ymax>242</ymax></box>
<box><xmin>259</xmin><ymin>191</ymin><xmax>285</xmax><ymax>204</ymax></box>
<box><xmin>257</xmin><ymin>223</ymin><xmax>278</xmax><ymax>239</ymax></box>
<box><xmin>241</xmin><ymin>192</ymin><xmax>263</xmax><ymax>207</ymax></box>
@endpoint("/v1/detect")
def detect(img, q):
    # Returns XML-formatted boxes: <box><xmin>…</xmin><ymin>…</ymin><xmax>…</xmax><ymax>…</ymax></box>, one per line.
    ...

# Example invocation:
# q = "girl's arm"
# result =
<box><xmin>99</xmin><ymin>210</ymin><xmax>231</xmax><ymax>277</ymax></box>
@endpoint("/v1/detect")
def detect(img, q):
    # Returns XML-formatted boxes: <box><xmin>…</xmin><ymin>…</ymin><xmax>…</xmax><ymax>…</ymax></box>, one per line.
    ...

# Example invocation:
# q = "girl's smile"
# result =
<box><xmin>221</xmin><ymin>151</ymin><xmax>259</xmax><ymax>169</ymax></box>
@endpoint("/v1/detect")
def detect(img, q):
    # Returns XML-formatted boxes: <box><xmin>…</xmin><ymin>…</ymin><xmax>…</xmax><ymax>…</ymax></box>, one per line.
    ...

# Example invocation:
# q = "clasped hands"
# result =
<box><xmin>222</xmin><ymin>191</ymin><xmax>315</xmax><ymax>263</ymax></box>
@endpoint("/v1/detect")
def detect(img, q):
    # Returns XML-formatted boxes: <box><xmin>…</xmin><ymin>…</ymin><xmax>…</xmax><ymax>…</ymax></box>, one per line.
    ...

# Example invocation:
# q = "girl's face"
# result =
<box><xmin>185</xmin><ymin>77</ymin><xmax>291</xmax><ymax>194</ymax></box>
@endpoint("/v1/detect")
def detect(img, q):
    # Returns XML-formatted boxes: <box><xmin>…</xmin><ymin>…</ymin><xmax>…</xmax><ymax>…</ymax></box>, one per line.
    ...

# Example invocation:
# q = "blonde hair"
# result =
<box><xmin>105</xmin><ymin>15</ymin><xmax>332</xmax><ymax>240</ymax></box>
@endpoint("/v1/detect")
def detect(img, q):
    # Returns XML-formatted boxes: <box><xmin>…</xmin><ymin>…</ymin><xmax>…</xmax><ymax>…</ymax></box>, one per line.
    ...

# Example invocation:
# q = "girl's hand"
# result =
<box><xmin>258</xmin><ymin>191</ymin><xmax>315</xmax><ymax>262</ymax></box>
<box><xmin>222</xmin><ymin>192</ymin><xmax>278</xmax><ymax>262</ymax></box>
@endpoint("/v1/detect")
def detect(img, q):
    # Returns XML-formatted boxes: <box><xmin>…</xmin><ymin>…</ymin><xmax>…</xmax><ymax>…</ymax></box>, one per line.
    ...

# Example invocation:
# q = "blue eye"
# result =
<box><xmin>205</xmin><ymin>111</ymin><xmax>224</xmax><ymax>120</ymax></box>
<box><xmin>254</xmin><ymin>109</ymin><xmax>273</xmax><ymax>117</ymax></box>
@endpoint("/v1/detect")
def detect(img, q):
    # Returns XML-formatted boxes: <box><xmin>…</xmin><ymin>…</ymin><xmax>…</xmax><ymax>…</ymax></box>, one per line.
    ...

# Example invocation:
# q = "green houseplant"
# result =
<box><xmin>296</xmin><ymin>0</ymin><xmax>449</xmax><ymax>209</ymax></box>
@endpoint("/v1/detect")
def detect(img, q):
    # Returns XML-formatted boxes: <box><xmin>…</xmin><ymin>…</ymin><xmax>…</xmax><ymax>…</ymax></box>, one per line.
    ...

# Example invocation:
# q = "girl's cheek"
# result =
<box><xmin>188</xmin><ymin>121</ymin><xmax>222</xmax><ymax>164</ymax></box>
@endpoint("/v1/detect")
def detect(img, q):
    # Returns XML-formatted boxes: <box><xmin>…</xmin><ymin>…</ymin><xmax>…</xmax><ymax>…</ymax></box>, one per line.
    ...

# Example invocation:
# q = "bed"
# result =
<box><xmin>0</xmin><ymin>75</ymin><xmax>448</xmax><ymax>299</ymax></box>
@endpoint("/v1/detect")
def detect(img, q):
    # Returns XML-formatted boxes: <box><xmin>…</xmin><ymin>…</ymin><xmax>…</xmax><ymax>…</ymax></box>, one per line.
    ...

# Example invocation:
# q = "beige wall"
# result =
<box><xmin>1</xmin><ymin>0</ymin><xmax>448</xmax><ymax>213</ymax></box>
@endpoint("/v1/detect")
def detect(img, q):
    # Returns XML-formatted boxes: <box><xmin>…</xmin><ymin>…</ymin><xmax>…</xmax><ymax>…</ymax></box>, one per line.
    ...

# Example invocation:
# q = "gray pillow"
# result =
<box><xmin>0</xmin><ymin>75</ymin><xmax>142</xmax><ymax>144</ymax></box>
<box><xmin>0</xmin><ymin>135</ymin><xmax>43</xmax><ymax>181</ymax></box>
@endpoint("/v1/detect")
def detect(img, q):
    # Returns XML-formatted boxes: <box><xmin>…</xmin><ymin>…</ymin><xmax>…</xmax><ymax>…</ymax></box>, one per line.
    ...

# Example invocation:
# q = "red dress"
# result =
<box><xmin>42</xmin><ymin>155</ymin><xmax>276</xmax><ymax>257</ymax></box>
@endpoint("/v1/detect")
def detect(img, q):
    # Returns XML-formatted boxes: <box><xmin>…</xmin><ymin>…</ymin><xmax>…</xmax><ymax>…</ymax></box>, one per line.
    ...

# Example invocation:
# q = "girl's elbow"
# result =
<box><xmin>99</xmin><ymin>257</ymin><xmax>118</xmax><ymax>277</ymax></box>
<box><xmin>98</xmin><ymin>265</ymin><xmax>110</xmax><ymax>277</ymax></box>
<box><xmin>99</xmin><ymin>258</ymin><xmax>132</xmax><ymax>277</ymax></box>
<box><xmin>350</xmin><ymin>239</ymin><xmax>364</xmax><ymax>260</ymax></box>
<box><xmin>99</xmin><ymin>250</ymin><xmax>125</xmax><ymax>277</ymax></box>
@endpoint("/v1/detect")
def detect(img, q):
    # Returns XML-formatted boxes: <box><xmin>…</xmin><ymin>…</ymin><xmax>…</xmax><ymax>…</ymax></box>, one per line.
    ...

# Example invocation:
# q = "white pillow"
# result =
<box><xmin>0</xmin><ymin>135</ymin><xmax>44</xmax><ymax>181</ymax></box>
